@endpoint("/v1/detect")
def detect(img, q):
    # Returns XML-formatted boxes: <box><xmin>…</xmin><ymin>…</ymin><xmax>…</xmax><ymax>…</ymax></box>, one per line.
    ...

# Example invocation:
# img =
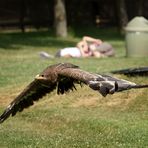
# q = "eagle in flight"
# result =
<box><xmin>0</xmin><ymin>63</ymin><xmax>148</xmax><ymax>123</ymax></box>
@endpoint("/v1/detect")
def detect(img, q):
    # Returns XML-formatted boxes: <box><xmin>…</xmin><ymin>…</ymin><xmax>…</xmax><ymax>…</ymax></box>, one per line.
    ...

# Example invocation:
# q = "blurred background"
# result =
<box><xmin>0</xmin><ymin>0</ymin><xmax>147</xmax><ymax>35</ymax></box>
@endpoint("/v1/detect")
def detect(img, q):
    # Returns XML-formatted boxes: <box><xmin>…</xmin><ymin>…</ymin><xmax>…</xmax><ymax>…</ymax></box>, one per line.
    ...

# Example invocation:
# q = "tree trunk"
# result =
<box><xmin>54</xmin><ymin>0</ymin><xmax>67</xmax><ymax>37</ymax></box>
<box><xmin>20</xmin><ymin>0</ymin><xmax>26</xmax><ymax>33</ymax></box>
<box><xmin>116</xmin><ymin>0</ymin><xmax>128</xmax><ymax>32</ymax></box>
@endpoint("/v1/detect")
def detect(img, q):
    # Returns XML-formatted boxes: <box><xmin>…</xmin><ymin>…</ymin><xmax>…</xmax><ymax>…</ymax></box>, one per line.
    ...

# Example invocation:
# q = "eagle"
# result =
<box><xmin>0</xmin><ymin>63</ymin><xmax>148</xmax><ymax>123</ymax></box>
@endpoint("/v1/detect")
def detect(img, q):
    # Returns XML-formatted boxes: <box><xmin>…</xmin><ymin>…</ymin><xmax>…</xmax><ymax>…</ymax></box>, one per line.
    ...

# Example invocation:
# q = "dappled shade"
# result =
<box><xmin>112</xmin><ymin>67</ymin><xmax>148</xmax><ymax>76</ymax></box>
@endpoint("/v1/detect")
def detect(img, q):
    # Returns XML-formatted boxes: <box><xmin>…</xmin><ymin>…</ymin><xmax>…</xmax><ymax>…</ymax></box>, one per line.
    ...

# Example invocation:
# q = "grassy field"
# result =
<box><xmin>0</xmin><ymin>28</ymin><xmax>148</xmax><ymax>148</ymax></box>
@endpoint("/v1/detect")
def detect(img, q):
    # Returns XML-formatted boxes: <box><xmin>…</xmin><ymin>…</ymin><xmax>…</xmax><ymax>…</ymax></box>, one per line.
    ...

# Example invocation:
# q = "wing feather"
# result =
<box><xmin>57</xmin><ymin>76</ymin><xmax>82</xmax><ymax>94</ymax></box>
<box><xmin>0</xmin><ymin>80</ymin><xmax>56</xmax><ymax>123</ymax></box>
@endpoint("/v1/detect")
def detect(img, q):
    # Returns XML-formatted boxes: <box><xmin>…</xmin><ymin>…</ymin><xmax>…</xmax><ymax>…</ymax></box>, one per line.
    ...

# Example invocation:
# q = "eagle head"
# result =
<box><xmin>35</xmin><ymin>74</ymin><xmax>48</xmax><ymax>80</ymax></box>
<box><xmin>35</xmin><ymin>71</ymin><xmax>57</xmax><ymax>82</ymax></box>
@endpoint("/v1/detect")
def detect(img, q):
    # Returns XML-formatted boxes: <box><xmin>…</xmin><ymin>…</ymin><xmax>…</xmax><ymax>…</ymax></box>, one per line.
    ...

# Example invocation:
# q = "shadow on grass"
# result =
<box><xmin>72</xmin><ymin>26</ymin><xmax>124</xmax><ymax>41</ymax></box>
<box><xmin>0</xmin><ymin>27</ymin><xmax>124</xmax><ymax>50</ymax></box>
<box><xmin>0</xmin><ymin>31</ymin><xmax>76</xmax><ymax>50</ymax></box>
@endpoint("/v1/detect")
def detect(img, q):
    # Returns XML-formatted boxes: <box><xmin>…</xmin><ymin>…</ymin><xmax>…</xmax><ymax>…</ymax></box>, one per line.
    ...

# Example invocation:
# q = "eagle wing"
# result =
<box><xmin>0</xmin><ymin>79</ymin><xmax>56</xmax><ymax>123</ymax></box>
<box><xmin>58</xmin><ymin>68</ymin><xmax>148</xmax><ymax>97</ymax></box>
<box><xmin>0</xmin><ymin>63</ymin><xmax>148</xmax><ymax>123</ymax></box>
<box><xmin>0</xmin><ymin>63</ymin><xmax>81</xmax><ymax>123</ymax></box>
<box><xmin>58</xmin><ymin>68</ymin><xmax>118</xmax><ymax>97</ymax></box>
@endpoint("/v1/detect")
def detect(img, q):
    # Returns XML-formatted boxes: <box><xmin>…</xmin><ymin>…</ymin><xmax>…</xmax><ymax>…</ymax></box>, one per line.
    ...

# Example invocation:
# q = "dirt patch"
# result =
<box><xmin>71</xmin><ymin>97</ymin><xmax>99</xmax><ymax>108</ymax></box>
<box><xmin>0</xmin><ymin>85</ymin><xmax>25</xmax><ymax>106</ymax></box>
<box><xmin>70</xmin><ymin>88</ymin><xmax>146</xmax><ymax>110</ymax></box>
<box><xmin>0</xmin><ymin>83</ymin><xmax>147</xmax><ymax>111</ymax></box>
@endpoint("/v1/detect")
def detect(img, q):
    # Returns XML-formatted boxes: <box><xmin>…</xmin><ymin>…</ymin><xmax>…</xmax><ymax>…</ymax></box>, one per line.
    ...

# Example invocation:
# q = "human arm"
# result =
<box><xmin>82</xmin><ymin>36</ymin><xmax>102</xmax><ymax>44</ymax></box>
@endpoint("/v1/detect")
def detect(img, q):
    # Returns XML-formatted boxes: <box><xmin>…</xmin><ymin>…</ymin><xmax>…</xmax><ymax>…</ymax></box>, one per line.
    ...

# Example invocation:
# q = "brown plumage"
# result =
<box><xmin>0</xmin><ymin>63</ymin><xmax>148</xmax><ymax>123</ymax></box>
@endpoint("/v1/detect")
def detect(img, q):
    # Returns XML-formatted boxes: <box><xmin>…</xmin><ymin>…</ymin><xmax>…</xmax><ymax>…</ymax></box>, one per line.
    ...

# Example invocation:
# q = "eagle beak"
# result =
<box><xmin>35</xmin><ymin>74</ymin><xmax>45</xmax><ymax>80</ymax></box>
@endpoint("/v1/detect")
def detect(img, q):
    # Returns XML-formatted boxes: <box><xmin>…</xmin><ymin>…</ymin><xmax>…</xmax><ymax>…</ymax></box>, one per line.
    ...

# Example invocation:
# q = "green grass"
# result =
<box><xmin>0</xmin><ymin>28</ymin><xmax>148</xmax><ymax>148</ymax></box>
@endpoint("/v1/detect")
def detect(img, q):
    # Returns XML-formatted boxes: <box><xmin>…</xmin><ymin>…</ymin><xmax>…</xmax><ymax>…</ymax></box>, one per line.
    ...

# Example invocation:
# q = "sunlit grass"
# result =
<box><xmin>0</xmin><ymin>28</ymin><xmax>148</xmax><ymax>147</ymax></box>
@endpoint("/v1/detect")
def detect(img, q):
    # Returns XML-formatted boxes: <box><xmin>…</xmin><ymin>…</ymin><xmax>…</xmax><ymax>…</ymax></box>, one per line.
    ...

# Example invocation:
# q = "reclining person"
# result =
<box><xmin>55</xmin><ymin>36</ymin><xmax>115</xmax><ymax>58</ymax></box>
<box><xmin>40</xmin><ymin>36</ymin><xmax>115</xmax><ymax>58</ymax></box>
<box><xmin>55</xmin><ymin>39</ymin><xmax>93</xmax><ymax>58</ymax></box>
<box><xmin>82</xmin><ymin>36</ymin><xmax>115</xmax><ymax>58</ymax></box>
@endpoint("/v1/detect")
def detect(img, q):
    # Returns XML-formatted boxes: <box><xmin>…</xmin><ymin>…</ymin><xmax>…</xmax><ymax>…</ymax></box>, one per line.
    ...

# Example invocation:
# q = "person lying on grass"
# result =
<box><xmin>40</xmin><ymin>36</ymin><xmax>115</xmax><ymax>58</ymax></box>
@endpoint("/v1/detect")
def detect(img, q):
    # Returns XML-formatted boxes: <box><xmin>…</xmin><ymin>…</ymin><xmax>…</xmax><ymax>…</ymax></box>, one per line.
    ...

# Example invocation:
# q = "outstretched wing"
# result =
<box><xmin>58</xmin><ymin>68</ymin><xmax>117</xmax><ymax>97</ymax></box>
<box><xmin>0</xmin><ymin>79</ymin><xmax>56</xmax><ymax>123</ymax></box>
<box><xmin>58</xmin><ymin>67</ymin><xmax>148</xmax><ymax>97</ymax></box>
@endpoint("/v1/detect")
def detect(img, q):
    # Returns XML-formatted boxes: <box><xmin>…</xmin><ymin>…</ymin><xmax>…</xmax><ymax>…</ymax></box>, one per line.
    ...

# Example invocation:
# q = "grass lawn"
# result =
<box><xmin>0</xmin><ymin>28</ymin><xmax>148</xmax><ymax>148</ymax></box>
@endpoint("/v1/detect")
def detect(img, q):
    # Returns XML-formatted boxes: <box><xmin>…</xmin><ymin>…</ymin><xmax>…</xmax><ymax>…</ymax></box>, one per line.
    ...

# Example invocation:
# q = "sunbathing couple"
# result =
<box><xmin>55</xmin><ymin>36</ymin><xmax>115</xmax><ymax>58</ymax></box>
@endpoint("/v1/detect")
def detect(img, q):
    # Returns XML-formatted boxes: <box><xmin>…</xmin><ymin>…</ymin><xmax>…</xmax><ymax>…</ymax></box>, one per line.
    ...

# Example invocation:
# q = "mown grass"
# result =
<box><xmin>0</xmin><ymin>28</ymin><xmax>148</xmax><ymax>148</ymax></box>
